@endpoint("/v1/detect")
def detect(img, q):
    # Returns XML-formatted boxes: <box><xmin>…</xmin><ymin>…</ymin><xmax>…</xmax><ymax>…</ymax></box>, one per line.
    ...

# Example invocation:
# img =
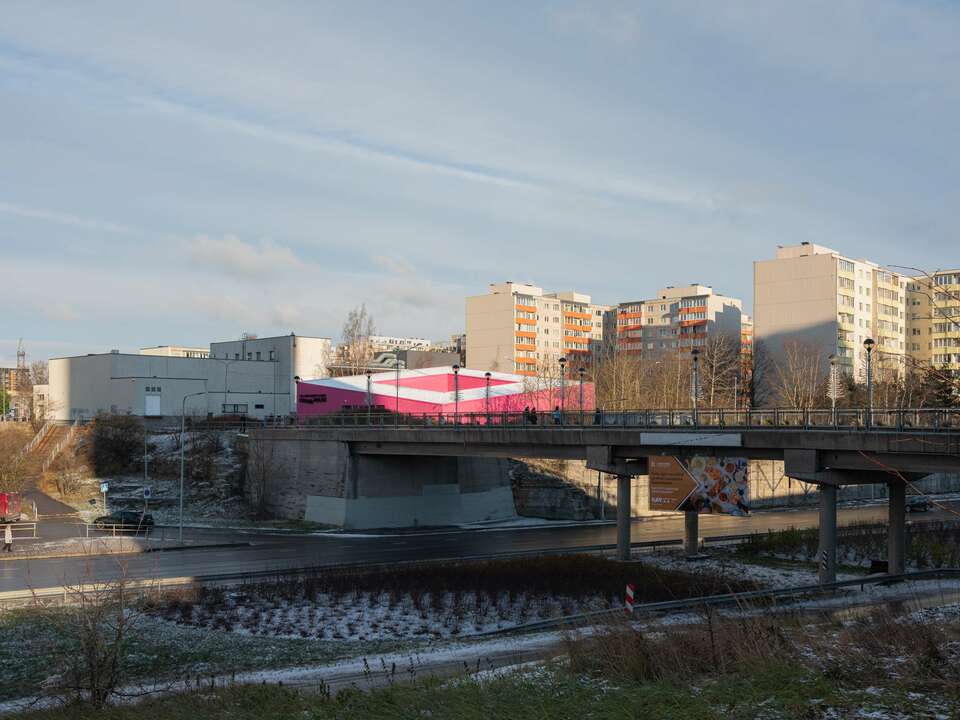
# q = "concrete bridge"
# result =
<box><xmin>254</xmin><ymin>408</ymin><xmax>960</xmax><ymax>584</ymax></box>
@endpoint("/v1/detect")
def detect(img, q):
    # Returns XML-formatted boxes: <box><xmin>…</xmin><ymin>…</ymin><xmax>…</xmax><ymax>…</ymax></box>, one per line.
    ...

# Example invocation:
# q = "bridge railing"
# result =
<box><xmin>298</xmin><ymin>407</ymin><xmax>960</xmax><ymax>431</ymax></box>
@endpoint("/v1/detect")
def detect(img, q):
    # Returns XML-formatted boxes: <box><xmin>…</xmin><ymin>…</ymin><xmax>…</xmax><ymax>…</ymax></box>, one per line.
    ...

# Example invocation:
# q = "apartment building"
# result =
<box><xmin>754</xmin><ymin>243</ymin><xmax>907</xmax><ymax>377</ymax></box>
<box><xmin>616</xmin><ymin>285</ymin><xmax>743</xmax><ymax>354</ymax></box>
<box><xmin>906</xmin><ymin>270</ymin><xmax>960</xmax><ymax>376</ymax></box>
<box><xmin>140</xmin><ymin>345</ymin><xmax>211</xmax><ymax>358</ymax></box>
<box><xmin>465</xmin><ymin>282</ymin><xmax>610</xmax><ymax>376</ymax></box>
<box><xmin>367</xmin><ymin>336</ymin><xmax>432</xmax><ymax>353</ymax></box>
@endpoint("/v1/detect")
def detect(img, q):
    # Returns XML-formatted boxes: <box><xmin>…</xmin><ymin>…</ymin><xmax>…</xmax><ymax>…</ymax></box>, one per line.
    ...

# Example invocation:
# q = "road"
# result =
<box><xmin>2</xmin><ymin>499</ymin><xmax>957</xmax><ymax>595</ymax></box>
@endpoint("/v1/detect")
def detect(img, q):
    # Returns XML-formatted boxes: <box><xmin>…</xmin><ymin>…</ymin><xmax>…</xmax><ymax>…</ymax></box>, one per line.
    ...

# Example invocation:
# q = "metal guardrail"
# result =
<box><xmin>299</xmin><ymin>407</ymin><xmax>960</xmax><ymax>431</ymax></box>
<box><xmin>14</xmin><ymin>422</ymin><xmax>52</xmax><ymax>463</ymax></box>
<box><xmin>474</xmin><ymin>567</ymin><xmax>960</xmax><ymax>637</ymax></box>
<box><xmin>5</xmin><ymin>523</ymin><xmax>38</xmax><ymax>540</ymax></box>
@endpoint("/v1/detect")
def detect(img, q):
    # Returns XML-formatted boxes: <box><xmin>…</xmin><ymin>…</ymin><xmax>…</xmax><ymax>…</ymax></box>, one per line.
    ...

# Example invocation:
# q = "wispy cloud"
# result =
<box><xmin>0</xmin><ymin>201</ymin><xmax>134</xmax><ymax>234</ymax></box>
<box><xmin>134</xmin><ymin>96</ymin><xmax>722</xmax><ymax>213</ymax></box>
<box><xmin>184</xmin><ymin>234</ymin><xmax>304</xmax><ymax>277</ymax></box>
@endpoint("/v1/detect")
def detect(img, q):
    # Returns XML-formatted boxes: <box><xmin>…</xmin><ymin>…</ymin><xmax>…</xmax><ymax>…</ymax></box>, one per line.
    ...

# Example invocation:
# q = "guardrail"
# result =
<box><xmin>14</xmin><ymin>422</ymin><xmax>52</xmax><ymax>463</ymax></box>
<box><xmin>475</xmin><ymin>567</ymin><xmax>960</xmax><ymax>637</ymax></box>
<box><xmin>41</xmin><ymin>417</ymin><xmax>80</xmax><ymax>473</ymax></box>
<box><xmin>80</xmin><ymin>523</ymin><xmax>154</xmax><ymax>538</ymax></box>
<box><xmin>299</xmin><ymin>407</ymin><xmax>960</xmax><ymax>431</ymax></box>
<box><xmin>6</xmin><ymin>523</ymin><xmax>37</xmax><ymax>540</ymax></box>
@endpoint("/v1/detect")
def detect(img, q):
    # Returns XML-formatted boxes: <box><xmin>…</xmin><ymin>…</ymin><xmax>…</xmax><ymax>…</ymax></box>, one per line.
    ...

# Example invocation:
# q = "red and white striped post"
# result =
<box><xmin>624</xmin><ymin>583</ymin><xmax>635</xmax><ymax>615</ymax></box>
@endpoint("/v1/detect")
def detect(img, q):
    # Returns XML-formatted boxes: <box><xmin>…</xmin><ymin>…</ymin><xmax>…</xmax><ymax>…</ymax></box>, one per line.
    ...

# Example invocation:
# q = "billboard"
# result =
<box><xmin>649</xmin><ymin>456</ymin><xmax>749</xmax><ymax>515</ymax></box>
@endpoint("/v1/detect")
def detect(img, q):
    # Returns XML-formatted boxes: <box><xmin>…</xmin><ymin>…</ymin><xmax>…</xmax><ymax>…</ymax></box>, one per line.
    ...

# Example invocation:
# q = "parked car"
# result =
<box><xmin>906</xmin><ymin>497</ymin><xmax>931</xmax><ymax>513</ymax></box>
<box><xmin>93</xmin><ymin>510</ymin><xmax>154</xmax><ymax>531</ymax></box>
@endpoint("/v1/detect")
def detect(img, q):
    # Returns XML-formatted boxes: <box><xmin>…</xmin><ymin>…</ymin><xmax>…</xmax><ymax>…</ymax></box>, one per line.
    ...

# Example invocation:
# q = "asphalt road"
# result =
<box><xmin>2</xmin><ymin>500</ymin><xmax>957</xmax><ymax>595</ymax></box>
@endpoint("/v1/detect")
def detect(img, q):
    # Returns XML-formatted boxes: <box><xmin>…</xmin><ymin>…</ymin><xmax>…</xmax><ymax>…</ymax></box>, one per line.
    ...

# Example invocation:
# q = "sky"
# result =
<box><xmin>2</xmin><ymin>1</ymin><xmax>959</xmax><ymax>366</ymax></box>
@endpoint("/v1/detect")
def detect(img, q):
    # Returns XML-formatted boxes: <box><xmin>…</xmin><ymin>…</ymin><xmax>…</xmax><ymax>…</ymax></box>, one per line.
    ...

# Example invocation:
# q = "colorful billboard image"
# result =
<box><xmin>648</xmin><ymin>456</ymin><xmax>749</xmax><ymax>515</ymax></box>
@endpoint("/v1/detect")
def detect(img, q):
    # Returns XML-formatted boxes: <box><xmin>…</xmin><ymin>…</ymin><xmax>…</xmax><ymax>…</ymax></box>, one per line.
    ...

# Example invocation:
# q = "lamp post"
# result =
<box><xmin>558</xmin><ymin>356</ymin><xmax>567</xmax><ymax>425</ymax></box>
<box><xmin>453</xmin><ymin>364</ymin><xmax>460</xmax><ymax>425</ymax></box>
<box><xmin>863</xmin><ymin>338</ymin><xmax>875</xmax><ymax>428</ymax></box>
<box><xmin>179</xmin><ymin>389</ymin><xmax>208</xmax><ymax>544</ymax></box>
<box><xmin>394</xmin><ymin>349</ymin><xmax>401</xmax><ymax>427</ymax></box>
<box><xmin>365</xmin><ymin>369</ymin><xmax>372</xmax><ymax>423</ymax></box>
<box><xmin>691</xmin><ymin>348</ymin><xmax>701</xmax><ymax>425</ymax></box>
<box><xmin>484</xmin><ymin>371</ymin><xmax>491</xmax><ymax>424</ymax></box>
<box><xmin>578</xmin><ymin>367</ymin><xmax>585</xmax><ymax>425</ymax></box>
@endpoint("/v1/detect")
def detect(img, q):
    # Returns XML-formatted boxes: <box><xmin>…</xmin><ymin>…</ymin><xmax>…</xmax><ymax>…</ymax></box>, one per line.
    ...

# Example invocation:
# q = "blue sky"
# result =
<box><xmin>2</xmin><ymin>1</ymin><xmax>958</xmax><ymax>366</ymax></box>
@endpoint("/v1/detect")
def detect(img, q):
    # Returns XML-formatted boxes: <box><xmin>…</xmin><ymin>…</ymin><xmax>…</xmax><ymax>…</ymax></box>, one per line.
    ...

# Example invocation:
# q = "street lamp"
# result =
<box><xmin>394</xmin><ymin>349</ymin><xmax>402</xmax><ymax>427</ymax></box>
<box><xmin>365</xmin><ymin>369</ymin><xmax>372</xmax><ymax>423</ymax></box>
<box><xmin>453</xmin><ymin>364</ymin><xmax>460</xmax><ymax>425</ymax></box>
<box><xmin>863</xmin><ymin>338</ymin><xmax>875</xmax><ymax>428</ymax></box>
<box><xmin>578</xmin><ymin>367</ymin><xmax>585</xmax><ymax>424</ymax></box>
<box><xmin>558</xmin><ymin>356</ymin><xmax>567</xmax><ymax>425</ymax></box>
<box><xmin>179</xmin><ymin>389</ymin><xmax>208</xmax><ymax>544</ymax></box>
<box><xmin>484</xmin><ymin>371</ymin><xmax>492</xmax><ymax>424</ymax></box>
<box><xmin>691</xmin><ymin>348</ymin><xmax>701</xmax><ymax>424</ymax></box>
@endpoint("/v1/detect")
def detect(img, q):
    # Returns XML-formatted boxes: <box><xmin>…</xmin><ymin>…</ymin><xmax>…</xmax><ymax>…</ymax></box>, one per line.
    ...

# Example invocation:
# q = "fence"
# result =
<box><xmin>300</xmin><ymin>407</ymin><xmax>960</xmax><ymax>431</ymax></box>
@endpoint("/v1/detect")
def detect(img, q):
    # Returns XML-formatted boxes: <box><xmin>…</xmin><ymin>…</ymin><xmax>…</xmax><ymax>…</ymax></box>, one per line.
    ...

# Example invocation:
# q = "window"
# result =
<box><xmin>269</xmin><ymin>350</ymin><xmax>276</xmax><ymax>360</ymax></box>
<box><xmin>839</xmin><ymin>259</ymin><xmax>855</xmax><ymax>273</ymax></box>
<box><xmin>247</xmin><ymin>352</ymin><xmax>252</xmax><ymax>360</ymax></box>
<box><xmin>254</xmin><ymin>403</ymin><xmax>265</xmax><ymax>410</ymax></box>
<box><xmin>222</xmin><ymin>403</ymin><xmax>249</xmax><ymax>414</ymax></box>
<box><xmin>234</xmin><ymin>353</ymin><xmax>240</xmax><ymax>360</ymax></box>
<box><xmin>255</xmin><ymin>351</ymin><xmax>261</xmax><ymax>361</ymax></box>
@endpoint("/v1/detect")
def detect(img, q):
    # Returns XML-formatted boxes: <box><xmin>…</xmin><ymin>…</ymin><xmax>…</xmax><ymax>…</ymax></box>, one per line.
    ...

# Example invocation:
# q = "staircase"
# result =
<box><xmin>20</xmin><ymin>423</ymin><xmax>74</xmax><ymax>480</ymax></box>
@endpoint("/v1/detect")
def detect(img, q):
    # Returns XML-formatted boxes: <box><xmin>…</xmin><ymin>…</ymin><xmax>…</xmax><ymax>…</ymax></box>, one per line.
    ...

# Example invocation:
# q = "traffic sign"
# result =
<box><xmin>99</xmin><ymin>482</ymin><xmax>109</xmax><ymax>494</ymax></box>
<box><xmin>143</xmin><ymin>487</ymin><xmax>152</xmax><ymax>500</ymax></box>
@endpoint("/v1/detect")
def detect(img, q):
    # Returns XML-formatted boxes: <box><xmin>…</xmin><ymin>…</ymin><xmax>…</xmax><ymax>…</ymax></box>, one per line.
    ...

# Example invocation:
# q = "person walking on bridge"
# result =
<box><xmin>3</xmin><ymin>523</ymin><xmax>12</xmax><ymax>553</ymax></box>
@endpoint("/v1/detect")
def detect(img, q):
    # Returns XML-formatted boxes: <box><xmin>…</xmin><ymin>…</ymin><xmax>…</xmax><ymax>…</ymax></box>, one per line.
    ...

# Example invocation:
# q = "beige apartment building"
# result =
<box><xmin>754</xmin><ymin>243</ymin><xmax>907</xmax><ymax>377</ymax></box>
<box><xmin>906</xmin><ymin>270</ymin><xmax>960</xmax><ymax>376</ymax></box>
<box><xmin>616</xmin><ymin>285</ymin><xmax>743</xmax><ymax>354</ymax></box>
<box><xmin>465</xmin><ymin>282</ymin><xmax>610</xmax><ymax>376</ymax></box>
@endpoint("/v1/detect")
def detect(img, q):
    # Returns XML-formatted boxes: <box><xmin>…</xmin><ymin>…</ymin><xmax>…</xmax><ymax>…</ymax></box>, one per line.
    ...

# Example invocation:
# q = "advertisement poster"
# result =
<box><xmin>648</xmin><ymin>456</ymin><xmax>749</xmax><ymax>515</ymax></box>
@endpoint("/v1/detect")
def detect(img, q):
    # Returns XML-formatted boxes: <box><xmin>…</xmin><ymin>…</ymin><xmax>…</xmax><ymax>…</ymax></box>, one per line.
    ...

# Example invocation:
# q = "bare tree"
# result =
<box><xmin>0</xmin><ymin>427</ymin><xmax>30</xmax><ymax>492</ymax></box>
<box><xmin>770</xmin><ymin>340</ymin><xmax>826</xmax><ymax>409</ymax></box>
<box><xmin>698</xmin><ymin>334</ymin><xmax>740</xmax><ymax>408</ymax></box>
<box><xmin>29</xmin><ymin>360</ymin><xmax>49</xmax><ymax>386</ymax></box>
<box><xmin>242</xmin><ymin>435</ymin><xmax>286</xmax><ymax>518</ymax></box>
<box><xmin>337</xmin><ymin>304</ymin><xmax>377</xmax><ymax>373</ymax></box>
<box><xmin>33</xmin><ymin>565</ymin><xmax>145</xmax><ymax>708</ymax></box>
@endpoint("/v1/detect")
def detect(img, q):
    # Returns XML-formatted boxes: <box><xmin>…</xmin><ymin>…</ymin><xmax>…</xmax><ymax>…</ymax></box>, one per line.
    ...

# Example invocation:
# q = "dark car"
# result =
<box><xmin>906</xmin><ymin>497</ymin><xmax>931</xmax><ymax>513</ymax></box>
<box><xmin>93</xmin><ymin>510</ymin><xmax>155</xmax><ymax>532</ymax></box>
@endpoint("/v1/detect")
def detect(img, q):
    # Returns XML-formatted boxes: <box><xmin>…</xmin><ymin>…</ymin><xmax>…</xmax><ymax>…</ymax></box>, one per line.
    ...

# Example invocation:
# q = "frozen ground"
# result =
<box><xmin>158</xmin><ymin>588</ymin><xmax>617</xmax><ymax>641</ymax></box>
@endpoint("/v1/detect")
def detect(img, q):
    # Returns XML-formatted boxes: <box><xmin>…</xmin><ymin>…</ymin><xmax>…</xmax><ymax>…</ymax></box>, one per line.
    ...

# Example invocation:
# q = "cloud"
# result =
<box><xmin>0</xmin><ymin>200</ymin><xmax>134</xmax><ymax>234</ymax></box>
<box><xmin>371</xmin><ymin>254</ymin><xmax>416</xmax><ymax>277</ymax></box>
<box><xmin>548</xmin><ymin>2</ymin><xmax>645</xmax><ymax>45</ymax></box>
<box><xmin>184</xmin><ymin>234</ymin><xmax>304</xmax><ymax>277</ymax></box>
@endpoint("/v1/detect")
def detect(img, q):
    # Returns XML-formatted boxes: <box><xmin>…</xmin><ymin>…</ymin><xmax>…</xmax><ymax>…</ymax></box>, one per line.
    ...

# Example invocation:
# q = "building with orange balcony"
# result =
<box><xmin>615</xmin><ymin>284</ymin><xmax>743</xmax><ymax>355</ymax></box>
<box><xmin>465</xmin><ymin>282</ymin><xmax>612</xmax><ymax>377</ymax></box>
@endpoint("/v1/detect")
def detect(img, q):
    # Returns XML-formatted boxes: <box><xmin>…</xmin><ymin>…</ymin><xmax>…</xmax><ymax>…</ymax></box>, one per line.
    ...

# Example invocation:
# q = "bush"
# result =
<box><xmin>90</xmin><ymin>413</ymin><xmax>144</xmax><ymax>476</ymax></box>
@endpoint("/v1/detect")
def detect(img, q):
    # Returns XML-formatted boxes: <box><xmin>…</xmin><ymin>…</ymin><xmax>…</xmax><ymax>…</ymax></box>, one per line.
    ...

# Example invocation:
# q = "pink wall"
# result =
<box><xmin>297</xmin><ymin>382</ymin><xmax>596</xmax><ymax>421</ymax></box>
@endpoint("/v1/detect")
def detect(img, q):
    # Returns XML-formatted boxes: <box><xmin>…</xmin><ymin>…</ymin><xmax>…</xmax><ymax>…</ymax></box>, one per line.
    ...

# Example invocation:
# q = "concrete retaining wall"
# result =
<box><xmin>247</xmin><ymin>430</ymin><xmax>517</xmax><ymax>528</ymax></box>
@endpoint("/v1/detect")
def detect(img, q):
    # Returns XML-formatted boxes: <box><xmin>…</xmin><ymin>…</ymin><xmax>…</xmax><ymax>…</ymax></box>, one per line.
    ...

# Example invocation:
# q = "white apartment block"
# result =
<box><xmin>616</xmin><ymin>285</ymin><xmax>743</xmax><ymax>354</ymax></box>
<box><xmin>367</xmin><ymin>336</ymin><xmax>432</xmax><ymax>353</ymax></box>
<box><xmin>465</xmin><ymin>282</ymin><xmax>610</xmax><ymax>376</ymax></box>
<box><xmin>754</xmin><ymin>243</ymin><xmax>907</xmax><ymax>377</ymax></box>
<box><xmin>140</xmin><ymin>345</ymin><xmax>211</xmax><ymax>358</ymax></box>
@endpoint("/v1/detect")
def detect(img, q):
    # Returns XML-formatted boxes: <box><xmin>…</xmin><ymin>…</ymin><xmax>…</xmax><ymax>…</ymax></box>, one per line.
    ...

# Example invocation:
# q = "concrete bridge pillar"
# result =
<box><xmin>817</xmin><ymin>484</ymin><xmax>837</xmax><ymax>585</ymax></box>
<box><xmin>684</xmin><ymin>511</ymin><xmax>699</xmax><ymax>558</ymax></box>
<box><xmin>617</xmin><ymin>474</ymin><xmax>631</xmax><ymax>561</ymax></box>
<box><xmin>888</xmin><ymin>481</ymin><xmax>906</xmax><ymax>575</ymax></box>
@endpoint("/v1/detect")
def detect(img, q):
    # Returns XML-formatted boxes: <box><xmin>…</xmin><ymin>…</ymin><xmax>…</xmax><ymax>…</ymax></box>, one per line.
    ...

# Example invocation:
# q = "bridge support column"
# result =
<box><xmin>617</xmin><ymin>474</ymin><xmax>631</xmax><ymax>562</ymax></box>
<box><xmin>817</xmin><ymin>484</ymin><xmax>837</xmax><ymax>585</ymax></box>
<box><xmin>684</xmin><ymin>511</ymin><xmax>699</xmax><ymax>558</ymax></box>
<box><xmin>888</xmin><ymin>481</ymin><xmax>906</xmax><ymax>575</ymax></box>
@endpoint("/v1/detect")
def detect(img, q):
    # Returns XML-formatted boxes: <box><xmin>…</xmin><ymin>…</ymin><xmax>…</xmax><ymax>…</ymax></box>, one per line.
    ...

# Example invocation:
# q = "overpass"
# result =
<box><xmin>255</xmin><ymin>407</ymin><xmax>960</xmax><ymax>584</ymax></box>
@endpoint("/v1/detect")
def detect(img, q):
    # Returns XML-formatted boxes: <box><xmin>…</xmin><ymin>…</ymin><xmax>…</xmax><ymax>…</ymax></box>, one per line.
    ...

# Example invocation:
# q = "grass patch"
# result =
<box><xmin>0</xmin><ymin>610</ymin><xmax>413</xmax><ymax>702</ymax></box>
<box><xmin>16</xmin><ymin>659</ymin><xmax>960</xmax><ymax>720</ymax></box>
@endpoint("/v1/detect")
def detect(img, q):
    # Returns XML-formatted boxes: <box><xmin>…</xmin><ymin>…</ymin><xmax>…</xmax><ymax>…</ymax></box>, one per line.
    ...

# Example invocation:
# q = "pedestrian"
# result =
<box><xmin>530</xmin><ymin>407</ymin><xmax>538</xmax><ymax>425</ymax></box>
<box><xmin>553</xmin><ymin>405</ymin><xmax>562</xmax><ymax>425</ymax></box>
<box><xmin>3</xmin><ymin>523</ymin><xmax>12</xmax><ymax>553</ymax></box>
<box><xmin>593</xmin><ymin>407</ymin><xmax>602</xmax><ymax>425</ymax></box>
<box><xmin>523</xmin><ymin>406</ymin><xmax>530</xmax><ymax>425</ymax></box>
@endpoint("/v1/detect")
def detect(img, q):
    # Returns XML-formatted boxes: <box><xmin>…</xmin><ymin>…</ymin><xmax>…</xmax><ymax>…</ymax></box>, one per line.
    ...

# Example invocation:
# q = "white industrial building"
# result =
<box><xmin>47</xmin><ymin>333</ymin><xmax>332</xmax><ymax>422</ymax></box>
